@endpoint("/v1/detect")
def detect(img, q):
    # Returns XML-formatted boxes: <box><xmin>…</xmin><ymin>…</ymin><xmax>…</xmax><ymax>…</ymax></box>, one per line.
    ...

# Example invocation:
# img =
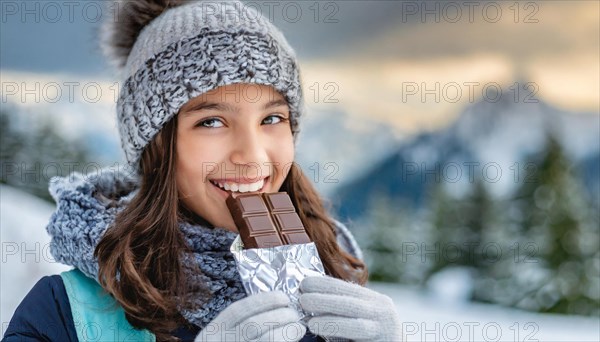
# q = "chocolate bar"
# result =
<box><xmin>226</xmin><ymin>192</ymin><xmax>312</xmax><ymax>248</ymax></box>
<box><xmin>263</xmin><ymin>193</ymin><xmax>312</xmax><ymax>245</ymax></box>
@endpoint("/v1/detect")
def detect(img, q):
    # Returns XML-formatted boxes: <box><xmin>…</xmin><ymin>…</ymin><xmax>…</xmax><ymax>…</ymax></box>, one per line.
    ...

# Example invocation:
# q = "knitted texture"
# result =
<box><xmin>46</xmin><ymin>167</ymin><xmax>363</xmax><ymax>329</ymax></box>
<box><xmin>109</xmin><ymin>0</ymin><xmax>304</xmax><ymax>171</ymax></box>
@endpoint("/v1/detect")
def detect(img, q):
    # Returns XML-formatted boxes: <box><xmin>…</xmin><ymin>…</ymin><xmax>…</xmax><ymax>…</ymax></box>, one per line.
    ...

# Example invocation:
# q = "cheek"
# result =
<box><xmin>283</xmin><ymin>132</ymin><xmax>295</xmax><ymax>162</ymax></box>
<box><xmin>176</xmin><ymin>132</ymin><xmax>219</xmax><ymax>191</ymax></box>
<box><xmin>270</xmin><ymin>134</ymin><xmax>295</xmax><ymax>181</ymax></box>
<box><xmin>281</xmin><ymin>142</ymin><xmax>295</xmax><ymax>165</ymax></box>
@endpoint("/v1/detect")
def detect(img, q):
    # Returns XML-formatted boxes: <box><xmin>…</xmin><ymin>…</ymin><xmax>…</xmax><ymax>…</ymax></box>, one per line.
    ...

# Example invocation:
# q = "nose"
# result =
<box><xmin>229</xmin><ymin>127</ymin><xmax>269</xmax><ymax>169</ymax></box>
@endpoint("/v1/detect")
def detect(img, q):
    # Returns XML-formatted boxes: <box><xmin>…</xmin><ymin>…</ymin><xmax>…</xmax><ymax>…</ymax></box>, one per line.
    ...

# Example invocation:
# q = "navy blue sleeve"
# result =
<box><xmin>2</xmin><ymin>275</ymin><xmax>77</xmax><ymax>342</ymax></box>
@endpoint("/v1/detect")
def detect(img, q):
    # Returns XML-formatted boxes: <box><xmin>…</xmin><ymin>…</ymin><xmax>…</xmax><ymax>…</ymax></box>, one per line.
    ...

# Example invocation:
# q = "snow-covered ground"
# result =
<box><xmin>0</xmin><ymin>184</ymin><xmax>70</xmax><ymax>336</ymax></box>
<box><xmin>1</xmin><ymin>185</ymin><xmax>598</xmax><ymax>340</ymax></box>
<box><xmin>371</xmin><ymin>282</ymin><xmax>599</xmax><ymax>342</ymax></box>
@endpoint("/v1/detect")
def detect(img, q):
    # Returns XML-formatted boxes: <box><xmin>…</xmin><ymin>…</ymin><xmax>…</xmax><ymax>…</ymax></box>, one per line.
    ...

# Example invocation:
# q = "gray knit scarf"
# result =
<box><xmin>45</xmin><ymin>167</ymin><xmax>363</xmax><ymax>329</ymax></box>
<box><xmin>45</xmin><ymin>167</ymin><xmax>246</xmax><ymax>328</ymax></box>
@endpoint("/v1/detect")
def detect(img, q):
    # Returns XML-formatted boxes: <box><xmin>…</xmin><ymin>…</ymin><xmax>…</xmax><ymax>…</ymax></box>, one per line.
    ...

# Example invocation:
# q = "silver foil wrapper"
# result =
<box><xmin>230</xmin><ymin>235</ymin><xmax>326</xmax><ymax>313</ymax></box>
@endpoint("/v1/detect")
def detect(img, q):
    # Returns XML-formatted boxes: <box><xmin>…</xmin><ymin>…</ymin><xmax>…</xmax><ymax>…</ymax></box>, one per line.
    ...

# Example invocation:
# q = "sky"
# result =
<box><xmin>2</xmin><ymin>1</ymin><xmax>598</xmax><ymax>138</ymax></box>
<box><xmin>297</xmin><ymin>0</ymin><xmax>600</xmax><ymax>134</ymax></box>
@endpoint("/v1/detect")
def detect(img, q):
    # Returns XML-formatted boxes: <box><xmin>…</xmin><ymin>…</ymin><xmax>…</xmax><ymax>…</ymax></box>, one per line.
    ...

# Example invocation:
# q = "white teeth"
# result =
<box><xmin>253</xmin><ymin>179</ymin><xmax>264</xmax><ymax>191</ymax></box>
<box><xmin>211</xmin><ymin>178</ymin><xmax>265</xmax><ymax>193</ymax></box>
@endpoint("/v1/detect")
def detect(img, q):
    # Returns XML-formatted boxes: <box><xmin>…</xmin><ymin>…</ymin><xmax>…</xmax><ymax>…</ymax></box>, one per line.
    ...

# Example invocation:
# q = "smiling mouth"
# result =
<box><xmin>209</xmin><ymin>177</ymin><xmax>268</xmax><ymax>194</ymax></box>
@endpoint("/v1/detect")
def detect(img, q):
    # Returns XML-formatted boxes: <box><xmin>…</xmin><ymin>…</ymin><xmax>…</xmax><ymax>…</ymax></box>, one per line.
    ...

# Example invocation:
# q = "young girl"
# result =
<box><xmin>3</xmin><ymin>1</ymin><xmax>401</xmax><ymax>341</ymax></box>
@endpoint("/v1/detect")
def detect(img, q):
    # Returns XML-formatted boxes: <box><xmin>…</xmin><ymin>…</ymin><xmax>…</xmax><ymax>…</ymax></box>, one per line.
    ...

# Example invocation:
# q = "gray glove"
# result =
<box><xmin>299</xmin><ymin>276</ymin><xmax>401</xmax><ymax>342</ymax></box>
<box><xmin>195</xmin><ymin>291</ymin><xmax>306</xmax><ymax>342</ymax></box>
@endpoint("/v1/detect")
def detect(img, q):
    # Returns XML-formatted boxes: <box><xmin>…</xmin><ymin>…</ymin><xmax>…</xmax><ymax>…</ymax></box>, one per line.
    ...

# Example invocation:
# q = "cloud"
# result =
<box><xmin>299</xmin><ymin>0</ymin><xmax>599</xmax><ymax>135</ymax></box>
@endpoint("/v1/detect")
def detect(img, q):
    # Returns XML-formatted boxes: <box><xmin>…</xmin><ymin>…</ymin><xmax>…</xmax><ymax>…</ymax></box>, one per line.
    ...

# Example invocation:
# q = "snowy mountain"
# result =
<box><xmin>450</xmin><ymin>85</ymin><xmax>599</xmax><ymax>165</ymax></box>
<box><xmin>295</xmin><ymin>107</ymin><xmax>401</xmax><ymax>196</ymax></box>
<box><xmin>333</xmin><ymin>88</ymin><xmax>600</xmax><ymax>220</ymax></box>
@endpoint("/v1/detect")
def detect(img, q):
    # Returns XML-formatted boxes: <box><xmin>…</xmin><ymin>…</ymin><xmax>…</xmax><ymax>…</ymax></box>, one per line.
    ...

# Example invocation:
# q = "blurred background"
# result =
<box><xmin>1</xmin><ymin>0</ymin><xmax>599</xmax><ymax>340</ymax></box>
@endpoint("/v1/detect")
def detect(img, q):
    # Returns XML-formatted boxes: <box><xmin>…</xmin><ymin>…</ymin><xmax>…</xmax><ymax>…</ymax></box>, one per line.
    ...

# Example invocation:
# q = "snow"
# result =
<box><xmin>0</xmin><ymin>185</ymin><xmax>69</xmax><ymax>336</ymax></box>
<box><xmin>370</xmin><ymin>282</ymin><xmax>600</xmax><ymax>342</ymax></box>
<box><xmin>426</xmin><ymin>267</ymin><xmax>475</xmax><ymax>304</ymax></box>
<box><xmin>1</xmin><ymin>185</ymin><xmax>598</xmax><ymax>340</ymax></box>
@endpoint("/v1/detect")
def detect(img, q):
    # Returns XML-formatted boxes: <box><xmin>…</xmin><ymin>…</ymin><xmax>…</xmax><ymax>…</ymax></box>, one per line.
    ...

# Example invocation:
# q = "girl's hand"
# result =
<box><xmin>299</xmin><ymin>276</ymin><xmax>401</xmax><ymax>342</ymax></box>
<box><xmin>195</xmin><ymin>291</ymin><xmax>306</xmax><ymax>342</ymax></box>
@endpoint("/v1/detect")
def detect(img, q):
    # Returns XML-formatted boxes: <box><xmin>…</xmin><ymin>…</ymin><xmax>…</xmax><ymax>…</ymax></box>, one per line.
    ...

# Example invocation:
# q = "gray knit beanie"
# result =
<box><xmin>101</xmin><ymin>0</ymin><xmax>303</xmax><ymax>171</ymax></box>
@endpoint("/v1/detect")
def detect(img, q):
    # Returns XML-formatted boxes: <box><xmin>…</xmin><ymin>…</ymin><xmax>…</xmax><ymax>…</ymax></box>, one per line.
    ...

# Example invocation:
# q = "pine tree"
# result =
<box><xmin>0</xmin><ymin>111</ymin><xmax>24</xmax><ymax>164</ymax></box>
<box><xmin>363</xmin><ymin>191</ymin><xmax>404</xmax><ymax>283</ymax></box>
<box><xmin>467</xmin><ymin>180</ymin><xmax>512</xmax><ymax>304</ymax></box>
<box><xmin>424</xmin><ymin>175</ymin><xmax>500</xmax><ymax>297</ymax></box>
<box><xmin>425</xmin><ymin>181</ymin><xmax>457</xmax><ymax>276</ymax></box>
<box><xmin>362</xmin><ymin>191</ymin><xmax>428</xmax><ymax>284</ymax></box>
<box><xmin>423</xmin><ymin>178</ymin><xmax>487</xmax><ymax>279</ymax></box>
<box><xmin>1</xmin><ymin>110</ymin><xmax>93</xmax><ymax>202</ymax></box>
<box><xmin>456</xmin><ymin>179</ymin><xmax>493</xmax><ymax>270</ymax></box>
<box><xmin>493</xmin><ymin>133</ymin><xmax>599</xmax><ymax>315</ymax></box>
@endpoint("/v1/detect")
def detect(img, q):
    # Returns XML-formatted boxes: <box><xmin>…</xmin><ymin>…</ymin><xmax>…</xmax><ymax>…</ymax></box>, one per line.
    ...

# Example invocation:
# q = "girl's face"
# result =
<box><xmin>176</xmin><ymin>84</ymin><xmax>295</xmax><ymax>232</ymax></box>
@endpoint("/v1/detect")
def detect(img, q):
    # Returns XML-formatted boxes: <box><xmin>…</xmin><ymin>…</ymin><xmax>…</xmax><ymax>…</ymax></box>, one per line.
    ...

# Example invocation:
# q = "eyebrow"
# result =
<box><xmin>181</xmin><ymin>102</ymin><xmax>236</xmax><ymax>116</ymax></box>
<box><xmin>263</xmin><ymin>99</ymin><xmax>289</xmax><ymax>110</ymax></box>
<box><xmin>181</xmin><ymin>99</ymin><xmax>289</xmax><ymax>117</ymax></box>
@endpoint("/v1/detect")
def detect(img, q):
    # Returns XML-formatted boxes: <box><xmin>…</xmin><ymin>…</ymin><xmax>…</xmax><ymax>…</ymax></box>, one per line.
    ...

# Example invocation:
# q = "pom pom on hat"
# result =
<box><xmin>100</xmin><ymin>0</ymin><xmax>188</xmax><ymax>76</ymax></box>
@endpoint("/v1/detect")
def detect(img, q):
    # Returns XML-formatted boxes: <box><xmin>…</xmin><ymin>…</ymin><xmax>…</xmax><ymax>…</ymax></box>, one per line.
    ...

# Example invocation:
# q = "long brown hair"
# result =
<box><xmin>95</xmin><ymin>115</ymin><xmax>368</xmax><ymax>341</ymax></box>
